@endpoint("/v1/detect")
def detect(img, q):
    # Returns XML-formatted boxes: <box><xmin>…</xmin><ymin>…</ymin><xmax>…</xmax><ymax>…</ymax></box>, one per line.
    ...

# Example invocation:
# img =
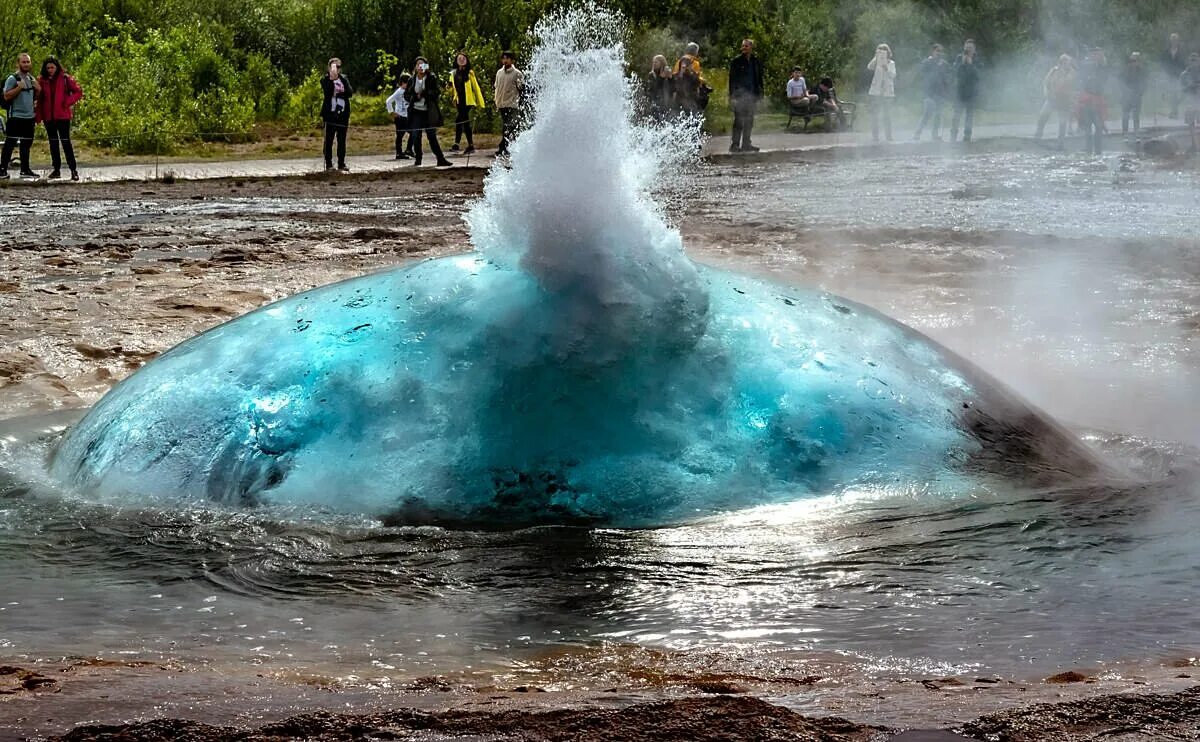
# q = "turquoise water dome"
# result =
<box><xmin>49</xmin><ymin>10</ymin><xmax>1098</xmax><ymax>526</ymax></box>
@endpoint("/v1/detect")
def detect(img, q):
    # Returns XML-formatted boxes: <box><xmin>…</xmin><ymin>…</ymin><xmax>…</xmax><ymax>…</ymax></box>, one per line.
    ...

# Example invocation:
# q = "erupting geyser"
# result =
<box><xmin>50</xmin><ymin>9</ymin><xmax>1099</xmax><ymax>526</ymax></box>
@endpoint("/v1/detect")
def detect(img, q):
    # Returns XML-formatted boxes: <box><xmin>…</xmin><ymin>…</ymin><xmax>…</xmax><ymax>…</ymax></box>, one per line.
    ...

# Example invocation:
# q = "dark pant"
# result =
<box><xmin>44</xmin><ymin>119</ymin><xmax>77</xmax><ymax>172</ymax></box>
<box><xmin>393</xmin><ymin>115</ymin><xmax>412</xmax><ymax>156</ymax></box>
<box><xmin>409</xmin><ymin>108</ymin><xmax>447</xmax><ymax>164</ymax></box>
<box><xmin>454</xmin><ymin>103</ymin><xmax>474</xmax><ymax>146</ymax></box>
<box><xmin>323</xmin><ymin>120</ymin><xmax>347</xmax><ymax>167</ymax></box>
<box><xmin>730</xmin><ymin>95</ymin><xmax>757</xmax><ymax>149</ymax></box>
<box><xmin>914</xmin><ymin>96</ymin><xmax>943</xmax><ymax>140</ymax></box>
<box><xmin>498</xmin><ymin>107</ymin><xmax>519</xmax><ymax>154</ymax></box>
<box><xmin>1</xmin><ymin>116</ymin><xmax>34</xmax><ymax>173</ymax></box>
<box><xmin>1121</xmin><ymin>95</ymin><xmax>1143</xmax><ymax>134</ymax></box>
<box><xmin>951</xmin><ymin>99</ymin><xmax>975</xmax><ymax>141</ymax></box>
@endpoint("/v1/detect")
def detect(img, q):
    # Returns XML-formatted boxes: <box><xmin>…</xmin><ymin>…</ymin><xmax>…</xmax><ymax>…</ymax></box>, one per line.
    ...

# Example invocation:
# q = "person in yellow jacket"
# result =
<box><xmin>450</xmin><ymin>51</ymin><xmax>484</xmax><ymax>154</ymax></box>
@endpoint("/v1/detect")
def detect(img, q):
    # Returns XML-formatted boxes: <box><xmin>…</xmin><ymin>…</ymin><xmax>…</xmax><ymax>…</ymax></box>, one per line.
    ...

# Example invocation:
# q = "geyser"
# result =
<box><xmin>49</xmin><ymin>8</ymin><xmax>1099</xmax><ymax>526</ymax></box>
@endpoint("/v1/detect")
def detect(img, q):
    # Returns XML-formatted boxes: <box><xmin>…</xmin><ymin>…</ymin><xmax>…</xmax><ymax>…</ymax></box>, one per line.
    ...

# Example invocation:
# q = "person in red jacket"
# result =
<box><xmin>35</xmin><ymin>56</ymin><xmax>83</xmax><ymax>180</ymax></box>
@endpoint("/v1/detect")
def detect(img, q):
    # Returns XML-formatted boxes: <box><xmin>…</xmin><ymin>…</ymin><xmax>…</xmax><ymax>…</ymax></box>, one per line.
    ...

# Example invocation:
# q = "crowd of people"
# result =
<box><xmin>3</xmin><ymin>32</ymin><xmax>1199</xmax><ymax>180</ymax></box>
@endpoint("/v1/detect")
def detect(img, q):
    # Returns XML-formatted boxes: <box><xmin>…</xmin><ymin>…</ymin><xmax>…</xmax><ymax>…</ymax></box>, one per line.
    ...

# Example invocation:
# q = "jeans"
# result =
<box><xmin>498</xmin><ymin>107</ymin><xmax>519</xmax><ymax>154</ymax></box>
<box><xmin>454</xmin><ymin>103</ymin><xmax>474</xmax><ymax>146</ymax></box>
<box><xmin>1035</xmin><ymin>99</ymin><xmax>1069</xmax><ymax>144</ymax></box>
<box><xmin>950</xmin><ymin>100</ymin><xmax>975</xmax><ymax>141</ymax></box>
<box><xmin>44</xmin><ymin>119</ymin><xmax>77</xmax><ymax>172</ymax></box>
<box><xmin>1121</xmin><ymin>95</ymin><xmax>1143</xmax><ymax>134</ymax></box>
<box><xmin>393</xmin><ymin>115</ymin><xmax>412</xmax><ymax>156</ymax></box>
<box><xmin>409</xmin><ymin>108</ymin><xmax>447</xmax><ymax>164</ymax></box>
<box><xmin>869</xmin><ymin>94</ymin><xmax>893</xmax><ymax>141</ymax></box>
<box><xmin>1</xmin><ymin>116</ymin><xmax>34</xmax><ymax>173</ymax></box>
<box><xmin>730</xmin><ymin>94</ymin><xmax>757</xmax><ymax>149</ymax></box>
<box><xmin>323</xmin><ymin>120</ymin><xmax>347</xmax><ymax>167</ymax></box>
<box><xmin>913</xmin><ymin>96</ymin><xmax>943</xmax><ymax>140</ymax></box>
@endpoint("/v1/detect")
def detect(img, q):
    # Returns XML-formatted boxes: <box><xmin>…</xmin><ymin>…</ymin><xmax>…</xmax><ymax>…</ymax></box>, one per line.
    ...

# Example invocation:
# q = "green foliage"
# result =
<box><xmin>282</xmin><ymin>70</ymin><xmax>324</xmax><ymax>130</ymax></box>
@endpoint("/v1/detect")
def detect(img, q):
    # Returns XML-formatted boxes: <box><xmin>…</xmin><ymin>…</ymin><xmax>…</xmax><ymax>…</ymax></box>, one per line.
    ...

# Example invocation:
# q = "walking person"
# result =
<box><xmin>405</xmin><ymin>56</ymin><xmax>453</xmax><ymax>167</ymax></box>
<box><xmin>385</xmin><ymin>73</ymin><xmax>413</xmax><ymax>159</ymax></box>
<box><xmin>1181</xmin><ymin>53</ymin><xmax>1200</xmax><ymax>152</ymax></box>
<box><xmin>866</xmin><ymin>43</ymin><xmax>896</xmax><ymax>142</ymax></box>
<box><xmin>320</xmin><ymin>57</ymin><xmax>353</xmax><ymax>171</ymax></box>
<box><xmin>450</xmin><ymin>52</ymin><xmax>483</xmax><ymax>154</ymax></box>
<box><xmin>1</xmin><ymin>52</ymin><xmax>41</xmax><ymax>180</ymax></box>
<box><xmin>950</xmin><ymin>39</ymin><xmax>982</xmax><ymax>143</ymax></box>
<box><xmin>913</xmin><ymin>44</ymin><xmax>950</xmax><ymax>141</ymax></box>
<box><xmin>35</xmin><ymin>56</ymin><xmax>82</xmax><ymax>180</ymax></box>
<box><xmin>1119</xmin><ymin>52</ymin><xmax>1147</xmax><ymax>136</ymax></box>
<box><xmin>494</xmin><ymin>51</ymin><xmax>524</xmax><ymax>157</ymax></box>
<box><xmin>728</xmin><ymin>39</ymin><xmax>764</xmax><ymax>152</ymax></box>
<box><xmin>1077</xmin><ymin>47</ymin><xmax>1109</xmax><ymax>155</ymax></box>
<box><xmin>1035</xmin><ymin>54</ymin><xmax>1076</xmax><ymax>148</ymax></box>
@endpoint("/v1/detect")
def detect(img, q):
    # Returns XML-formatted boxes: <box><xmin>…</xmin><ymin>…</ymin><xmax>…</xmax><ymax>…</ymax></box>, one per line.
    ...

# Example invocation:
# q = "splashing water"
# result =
<box><xmin>47</xmin><ymin>8</ymin><xmax>1099</xmax><ymax>527</ymax></box>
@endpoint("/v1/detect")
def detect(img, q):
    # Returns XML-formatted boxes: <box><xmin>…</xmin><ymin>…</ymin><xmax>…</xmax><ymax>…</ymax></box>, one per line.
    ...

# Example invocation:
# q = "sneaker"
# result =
<box><xmin>464</xmin><ymin>145</ymin><xmax>475</xmax><ymax>154</ymax></box>
<box><xmin>337</xmin><ymin>164</ymin><xmax>350</xmax><ymax>172</ymax></box>
<box><xmin>741</xmin><ymin>145</ymin><xmax>760</xmax><ymax>152</ymax></box>
<box><xmin>449</xmin><ymin>144</ymin><xmax>461</xmax><ymax>152</ymax></box>
<box><xmin>47</xmin><ymin>169</ymin><xmax>61</xmax><ymax>180</ymax></box>
<box><xmin>0</xmin><ymin>170</ymin><xmax>8</xmax><ymax>180</ymax></box>
<box><xmin>70</xmin><ymin>170</ymin><xmax>79</xmax><ymax>181</ymax></box>
<box><xmin>435</xmin><ymin>159</ymin><xmax>454</xmax><ymax>167</ymax></box>
<box><xmin>19</xmin><ymin>170</ymin><xmax>40</xmax><ymax>180</ymax></box>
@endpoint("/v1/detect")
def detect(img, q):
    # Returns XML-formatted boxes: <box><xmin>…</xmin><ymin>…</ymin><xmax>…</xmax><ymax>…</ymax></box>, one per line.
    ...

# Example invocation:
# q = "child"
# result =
<box><xmin>385</xmin><ymin>73</ymin><xmax>413</xmax><ymax>159</ymax></box>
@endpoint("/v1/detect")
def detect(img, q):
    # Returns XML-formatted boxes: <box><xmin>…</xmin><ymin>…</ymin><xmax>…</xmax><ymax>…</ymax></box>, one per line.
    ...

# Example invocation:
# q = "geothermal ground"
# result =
<box><xmin>3</xmin><ymin>150</ymin><xmax>1200</xmax><ymax>740</ymax></box>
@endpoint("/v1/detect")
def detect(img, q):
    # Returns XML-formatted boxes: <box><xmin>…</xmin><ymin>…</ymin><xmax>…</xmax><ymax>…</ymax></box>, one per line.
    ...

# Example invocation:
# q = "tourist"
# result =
<box><xmin>786</xmin><ymin>67</ymin><xmax>816</xmax><ymax>112</ymax></box>
<box><xmin>728</xmin><ymin>38</ymin><xmax>764</xmax><ymax>152</ymax></box>
<box><xmin>673</xmin><ymin>42</ymin><xmax>702</xmax><ymax>78</ymax></box>
<box><xmin>1</xmin><ymin>52</ymin><xmax>40</xmax><ymax>180</ymax></box>
<box><xmin>812</xmin><ymin>77</ymin><xmax>845</xmax><ymax>130</ymax></box>
<box><xmin>1119</xmin><ymin>51</ymin><xmax>1147</xmax><ymax>136</ymax></box>
<box><xmin>866</xmin><ymin>43</ymin><xmax>896</xmax><ymax>143</ymax></box>
<box><xmin>494</xmin><ymin>51</ymin><xmax>524</xmax><ymax>157</ymax></box>
<box><xmin>385</xmin><ymin>73</ymin><xmax>413</xmax><ymax>159</ymax></box>
<box><xmin>1077</xmin><ymin>47</ymin><xmax>1108</xmax><ymax>155</ymax></box>
<box><xmin>320</xmin><ymin>57</ymin><xmax>353</xmax><ymax>171</ymax></box>
<box><xmin>913</xmin><ymin>44</ymin><xmax>950</xmax><ymax>141</ymax></box>
<box><xmin>34</xmin><ymin>55</ymin><xmax>82</xmax><ymax>181</ymax></box>
<box><xmin>450</xmin><ymin>52</ymin><xmax>483</xmax><ymax>154</ymax></box>
<box><xmin>646</xmin><ymin>55</ymin><xmax>674</xmax><ymax>121</ymax></box>
<box><xmin>673</xmin><ymin>43</ymin><xmax>707</xmax><ymax>115</ymax></box>
<box><xmin>1162</xmin><ymin>33</ymin><xmax>1187</xmax><ymax>118</ymax></box>
<box><xmin>1035</xmin><ymin>54</ymin><xmax>1076</xmax><ymax>148</ymax></box>
<box><xmin>950</xmin><ymin>39</ymin><xmax>982</xmax><ymax>143</ymax></box>
<box><xmin>405</xmin><ymin>56</ymin><xmax>453</xmax><ymax>167</ymax></box>
<box><xmin>1182</xmin><ymin>53</ymin><xmax>1200</xmax><ymax>152</ymax></box>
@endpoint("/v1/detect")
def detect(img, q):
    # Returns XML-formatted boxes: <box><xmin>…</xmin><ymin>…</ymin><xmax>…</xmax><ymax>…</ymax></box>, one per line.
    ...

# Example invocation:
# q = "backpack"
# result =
<box><xmin>697</xmin><ymin>82</ymin><xmax>713</xmax><ymax>110</ymax></box>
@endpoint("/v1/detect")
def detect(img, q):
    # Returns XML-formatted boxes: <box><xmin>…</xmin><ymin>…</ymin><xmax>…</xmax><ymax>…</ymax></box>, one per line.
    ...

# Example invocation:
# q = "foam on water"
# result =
<box><xmin>46</xmin><ymin>7</ymin><xmax>1098</xmax><ymax>526</ymax></box>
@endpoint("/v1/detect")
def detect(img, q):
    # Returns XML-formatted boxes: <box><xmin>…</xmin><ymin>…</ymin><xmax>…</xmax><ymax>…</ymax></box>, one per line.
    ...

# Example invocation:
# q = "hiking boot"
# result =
<box><xmin>449</xmin><ymin>144</ymin><xmax>460</xmax><ymax>152</ymax></box>
<box><xmin>464</xmin><ymin>145</ymin><xmax>475</xmax><ymax>154</ymax></box>
<box><xmin>337</xmin><ymin>164</ymin><xmax>350</xmax><ymax>172</ymax></box>
<box><xmin>435</xmin><ymin>159</ymin><xmax>454</xmax><ymax>167</ymax></box>
<box><xmin>70</xmin><ymin>170</ymin><xmax>80</xmax><ymax>181</ymax></box>
<box><xmin>47</xmin><ymin>169</ymin><xmax>61</xmax><ymax>180</ymax></box>
<box><xmin>741</xmin><ymin>144</ymin><xmax>760</xmax><ymax>152</ymax></box>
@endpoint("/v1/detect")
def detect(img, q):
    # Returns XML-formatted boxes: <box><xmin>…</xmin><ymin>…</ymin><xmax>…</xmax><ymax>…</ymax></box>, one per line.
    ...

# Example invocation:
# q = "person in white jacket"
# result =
<box><xmin>385</xmin><ymin>73</ymin><xmax>413</xmax><ymax>159</ymax></box>
<box><xmin>867</xmin><ymin>43</ymin><xmax>897</xmax><ymax>142</ymax></box>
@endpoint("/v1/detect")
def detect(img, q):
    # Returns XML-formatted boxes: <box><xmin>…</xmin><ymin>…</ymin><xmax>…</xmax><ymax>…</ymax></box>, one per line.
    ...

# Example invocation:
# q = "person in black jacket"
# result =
<box><xmin>949</xmin><ymin>39</ymin><xmax>982</xmax><ymax>142</ymax></box>
<box><xmin>1162</xmin><ymin>33</ymin><xmax>1187</xmax><ymax>118</ymax></box>
<box><xmin>728</xmin><ymin>39</ymin><xmax>764</xmax><ymax>152</ymax></box>
<box><xmin>404</xmin><ymin>56</ymin><xmax>453</xmax><ymax>167</ymax></box>
<box><xmin>319</xmin><ymin>57</ymin><xmax>353</xmax><ymax>171</ymax></box>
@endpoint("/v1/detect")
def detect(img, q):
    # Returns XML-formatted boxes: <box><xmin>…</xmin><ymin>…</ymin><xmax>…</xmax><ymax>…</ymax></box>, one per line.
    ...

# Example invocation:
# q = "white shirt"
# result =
<box><xmin>867</xmin><ymin>56</ymin><xmax>897</xmax><ymax>97</ymax></box>
<box><xmin>385</xmin><ymin>86</ymin><xmax>409</xmax><ymax>116</ymax></box>
<box><xmin>786</xmin><ymin>77</ymin><xmax>809</xmax><ymax>98</ymax></box>
<box><xmin>412</xmin><ymin>76</ymin><xmax>427</xmax><ymax>111</ymax></box>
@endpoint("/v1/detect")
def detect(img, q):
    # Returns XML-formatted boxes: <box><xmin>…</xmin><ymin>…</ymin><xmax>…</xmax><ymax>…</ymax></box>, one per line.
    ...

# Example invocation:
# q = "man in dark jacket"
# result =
<box><xmin>728</xmin><ymin>39</ymin><xmax>764</xmax><ymax>152</ymax></box>
<box><xmin>913</xmin><ymin>43</ymin><xmax>950</xmax><ymax>141</ymax></box>
<box><xmin>1162</xmin><ymin>33</ymin><xmax>1187</xmax><ymax>117</ymax></box>
<box><xmin>949</xmin><ymin>39</ymin><xmax>982</xmax><ymax>142</ymax></box>
<box><xmin>319</xmin><ymin>57</ymin><xmax>353</xmax><ymax>171</ymax></box>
